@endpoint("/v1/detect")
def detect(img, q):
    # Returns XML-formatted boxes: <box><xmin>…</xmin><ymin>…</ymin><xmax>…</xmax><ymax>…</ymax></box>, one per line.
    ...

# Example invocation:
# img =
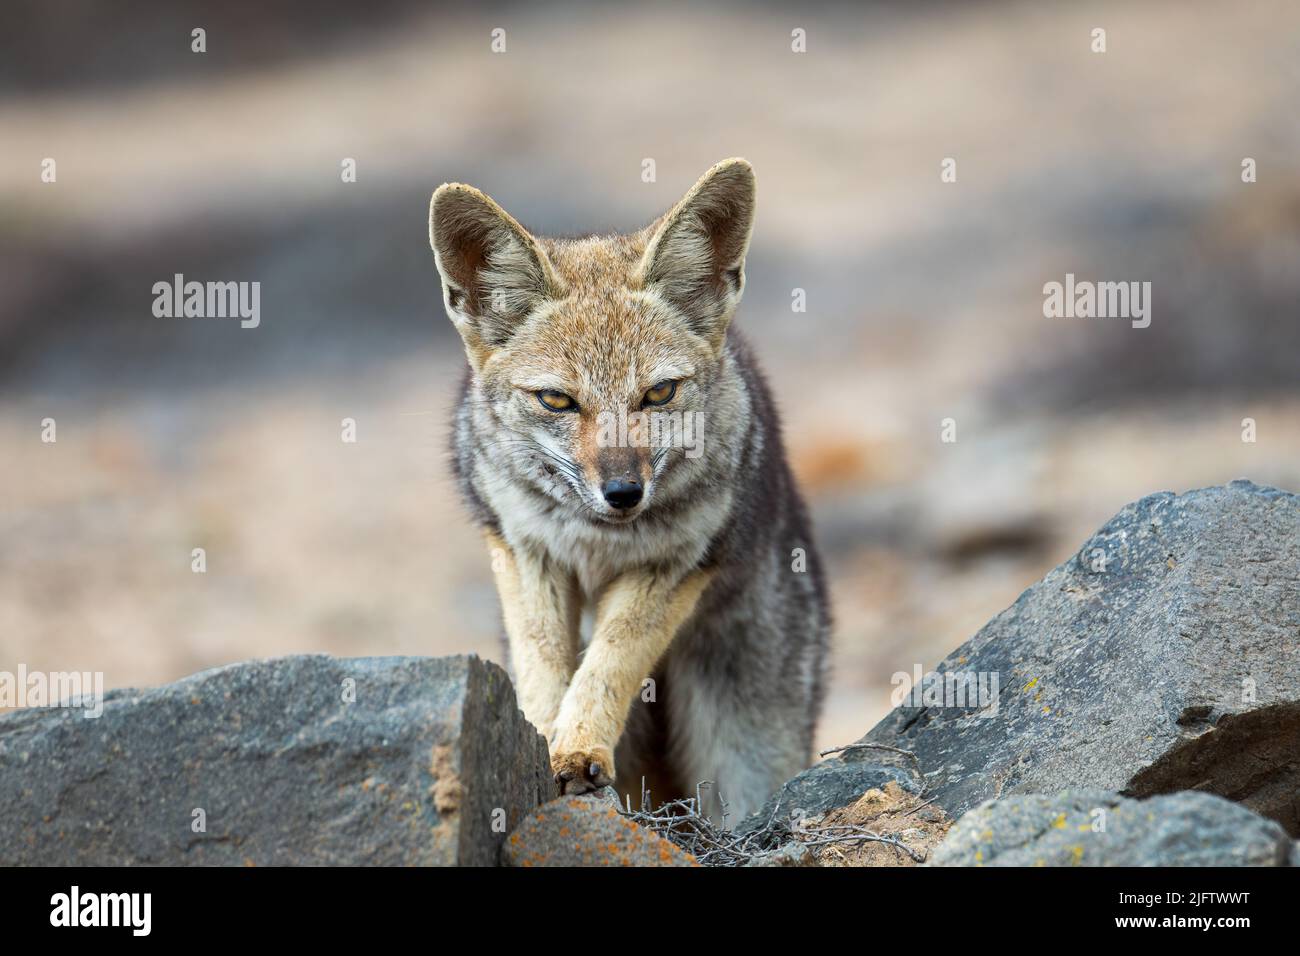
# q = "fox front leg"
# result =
<box><xmin>549</xmin><ymin>567</ymin><xmax>713</xmax><ymax>795</ymax></box>
<box><xmin>484</xmin><ymin>531</ymin><xmax>581</xmax><ymax>740</ymax></box>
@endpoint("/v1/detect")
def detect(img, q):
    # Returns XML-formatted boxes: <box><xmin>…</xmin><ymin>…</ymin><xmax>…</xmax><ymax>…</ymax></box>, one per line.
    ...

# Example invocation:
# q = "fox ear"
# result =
<box><xmin>428</xmin><ymin>184</ymin><xmax>562</xmax><ymax>362</ymax></box>
<box><xmin>636</xmin><ymin>158</ymin><xmax>756</xmax><ymax>349</ymax></box>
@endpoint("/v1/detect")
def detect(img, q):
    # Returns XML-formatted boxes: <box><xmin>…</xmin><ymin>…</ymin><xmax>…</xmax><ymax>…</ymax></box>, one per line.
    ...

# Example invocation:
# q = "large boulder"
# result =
<box><xmin>0</xmin><ymin>654</ymin><xmax>555</xmax><ymax>865</ymax></box>
<box><xmin>861</xmin><ymin>480</ymin><xmax>1300</xmax><ymax>834</ymax></box>
<box><xmin>930</xmin><ymin>789</ymin><xmax>1297</xmax><ymax>866</ymax></box>
<box><xmin>737</xmin><ymin>746</ymin><xmax>922</xmax><ymax>839</ymax></box>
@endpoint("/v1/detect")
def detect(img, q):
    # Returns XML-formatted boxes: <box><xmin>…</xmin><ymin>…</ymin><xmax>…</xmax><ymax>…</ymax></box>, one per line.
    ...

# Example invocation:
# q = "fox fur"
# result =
<box><xmin>429</xmin><ymin>159</ymin><xmax>830</xmax><ymax>824</ymax></box>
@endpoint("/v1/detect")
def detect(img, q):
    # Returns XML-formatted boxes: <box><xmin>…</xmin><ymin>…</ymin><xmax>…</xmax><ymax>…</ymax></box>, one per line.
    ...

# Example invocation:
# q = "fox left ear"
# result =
<box><xmin>428</xmin><ymin>183</ymin><xmax>563</xmax><ymax>368</ymax></box>
<box><xmin>636</xmin><ymin>158</ymin><xmax>756</xmax><ymax>350</ymax></box>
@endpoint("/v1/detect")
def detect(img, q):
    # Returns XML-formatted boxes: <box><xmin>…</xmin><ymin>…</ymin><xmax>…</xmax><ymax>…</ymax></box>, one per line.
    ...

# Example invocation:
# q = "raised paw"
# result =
<box><xmin>551</xmin><ymin>745</ymin><xmax>614</xmax><ymax>795</ymax></box>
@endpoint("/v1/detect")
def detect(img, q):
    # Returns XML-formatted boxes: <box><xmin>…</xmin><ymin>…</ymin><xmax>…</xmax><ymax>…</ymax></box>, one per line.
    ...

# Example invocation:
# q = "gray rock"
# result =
<box><xmin>582</xmin><ymin>785</ymin><xmax>624</xmax><ymax>811</ymax></box>
<box><xmin>742</xmin><ymin>842</ymin><xmax>818</xmax><ymax>867</ymax></box>
<box><xmin>0</xmin><ymin>654</ymin><xmax>555</xmax><ymax>865</ymax></box>
<box><xmin>860</xmin><ymin>481</ymin><xmax>1300</xmax><ymax>833</ymax></box>
<box><xmin>736</xmin><ymin>746</ymin><xmax>922</xmax><ymax>839</ymax></box>
<box><xmin>502</xmin><ymin>794</ymin><xmax>697</xmax><ymax>867</ymax></box>
<box><xmin>930</xmin><ymin>789</ymin><xmax>1295</xmax><ymax>866</ymax></box>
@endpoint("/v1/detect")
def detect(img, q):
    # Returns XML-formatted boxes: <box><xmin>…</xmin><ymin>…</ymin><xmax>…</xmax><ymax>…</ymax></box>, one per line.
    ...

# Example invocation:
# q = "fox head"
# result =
<box><xmin>429</xmin><ymin>159</ymin><xmax>756</xmax><ymax>524</ymax></box>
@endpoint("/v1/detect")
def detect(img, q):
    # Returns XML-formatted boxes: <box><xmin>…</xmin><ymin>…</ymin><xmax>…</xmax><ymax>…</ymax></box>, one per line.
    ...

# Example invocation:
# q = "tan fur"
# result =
<box><xmin>549</xmin><ymin>567</ymin><xmax>713</xmax><ymax>792</ymax></box>
<box><xmin>481</xmin><ymin>530</ymin><xmax>579</xmax><ymax>739</ymax></box>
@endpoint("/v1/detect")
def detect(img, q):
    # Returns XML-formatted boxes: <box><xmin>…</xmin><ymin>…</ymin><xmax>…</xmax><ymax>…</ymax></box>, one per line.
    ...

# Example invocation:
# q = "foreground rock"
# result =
<box><xmin>738</xmin><ymin>775</ymin><xmax>951</xmax><ymax>868</ymax></box>
<box><xmin>503</xmin><ymin>792</ymin><xmax>698</xmax><ymax>867</ymax></box>
<box><xmin>810</xmin><ymin>781</ymin><xmax>952</xmax><ymax>866</ymax></box>
<box><xmin>737</xmin><ymin>745</ymin><xmax>923</xmax><ymax>837</ymax></box>
<box><xmin>860</xmin><ymin>481</ymin><xmax>1300</xmax><ymax>834</ymax></box>
<box><xmin>930</xmin><ymin>790</ymin><xmax>1297</xmax><ymax>866</ymax></box>
<box><xmin>733</xmin><ymin>753</ymin><xmax>949</xmax><ymax>865</ymax></box>
<box><xmin>0</xmin><ymin>655</ymin><xmax>554</xmax><ymax>865</ymax></box>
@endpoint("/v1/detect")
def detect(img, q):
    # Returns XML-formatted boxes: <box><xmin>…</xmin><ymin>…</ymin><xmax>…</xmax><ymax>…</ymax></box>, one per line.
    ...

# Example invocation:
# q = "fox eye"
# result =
<box><xmin>536</xmin><ymin>390</ymin><xmax>578</xmax><ymax>412</ymax></box>
<box><xmin>642</xmin><ymin>380</ymin><xmax>677</xmax><ymax>407</ymax></box>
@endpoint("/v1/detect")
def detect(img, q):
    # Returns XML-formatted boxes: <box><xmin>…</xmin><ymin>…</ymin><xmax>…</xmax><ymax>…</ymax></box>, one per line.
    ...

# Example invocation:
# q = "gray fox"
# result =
<box><xmin>429</xmin><ymin>159</ymin><xmax>830</xmax><ymax>823</ymax></box>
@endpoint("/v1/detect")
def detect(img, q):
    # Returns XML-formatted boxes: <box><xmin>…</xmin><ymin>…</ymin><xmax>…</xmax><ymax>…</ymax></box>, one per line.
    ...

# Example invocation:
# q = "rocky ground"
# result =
<box><xmin>2</xmin><ymin>481</ymin><xmax>1295</xmax><ymax>866</ymax></box>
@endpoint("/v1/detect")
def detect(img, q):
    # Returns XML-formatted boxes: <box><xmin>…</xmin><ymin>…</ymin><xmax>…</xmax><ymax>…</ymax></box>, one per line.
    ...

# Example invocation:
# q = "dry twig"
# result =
<box><xmin>619</xmin><ymin>777</ymin><xmax>929</xmax><ymax>867</ymax></box>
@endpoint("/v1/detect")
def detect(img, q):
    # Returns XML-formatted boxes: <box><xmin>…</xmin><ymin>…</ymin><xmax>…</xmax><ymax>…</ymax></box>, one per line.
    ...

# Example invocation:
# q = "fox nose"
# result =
<box><xmin>602</xmin><ymin>478</ymin><xmax>643</xmax><ymax>510</ymax></box>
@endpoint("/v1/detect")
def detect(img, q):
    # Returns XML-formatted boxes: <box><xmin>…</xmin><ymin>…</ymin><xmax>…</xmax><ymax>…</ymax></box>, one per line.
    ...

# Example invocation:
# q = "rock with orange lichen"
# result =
<box><xmin>502</xmin><ymin>795</ymin><xmax>698</xmax><ymax>867</ymax></box>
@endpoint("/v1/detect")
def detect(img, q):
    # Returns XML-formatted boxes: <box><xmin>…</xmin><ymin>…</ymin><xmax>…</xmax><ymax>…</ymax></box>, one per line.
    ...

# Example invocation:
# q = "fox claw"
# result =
<box><xmin>551</xmin><ymin>747</ymin><xmax>614</xmax><ymax>794</ymax></box>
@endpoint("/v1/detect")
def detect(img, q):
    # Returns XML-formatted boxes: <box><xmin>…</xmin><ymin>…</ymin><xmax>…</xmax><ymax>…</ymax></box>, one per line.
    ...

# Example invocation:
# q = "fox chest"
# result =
<box><xmin>522</xmin><ymin>509</ymin><xmax>683</xmax><ymax>598</ymax></box>
<box><xmin>478</xmin><ymin>455</ymin><xmax>722</xmax><ymax>597</ymax></box>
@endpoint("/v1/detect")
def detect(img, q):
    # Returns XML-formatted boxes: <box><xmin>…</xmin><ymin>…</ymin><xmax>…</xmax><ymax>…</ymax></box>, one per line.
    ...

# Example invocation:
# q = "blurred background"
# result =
<box><xmin>2</xmin><ymin>0</ymin><xmax>1297</xmax><ymax>750</ymax></box>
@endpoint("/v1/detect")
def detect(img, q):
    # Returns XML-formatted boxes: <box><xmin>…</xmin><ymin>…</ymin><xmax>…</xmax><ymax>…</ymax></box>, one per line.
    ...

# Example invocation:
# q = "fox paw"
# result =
<box><xmin>551</xmin><ymin>745</ymin><xmax>614</xmax><ymax>795</ymax></box>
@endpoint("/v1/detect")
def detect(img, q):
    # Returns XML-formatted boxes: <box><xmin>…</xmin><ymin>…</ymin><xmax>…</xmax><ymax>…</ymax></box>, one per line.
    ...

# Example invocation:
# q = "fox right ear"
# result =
<box><xmin>636</xmin><ymin>158</ymin><xmax>756</xmax><ymax>351</ymax></box>
<box><xmin>428</xmin><ymin>184</ymin><xmax>562</xmax><ymax>363</ymax></box>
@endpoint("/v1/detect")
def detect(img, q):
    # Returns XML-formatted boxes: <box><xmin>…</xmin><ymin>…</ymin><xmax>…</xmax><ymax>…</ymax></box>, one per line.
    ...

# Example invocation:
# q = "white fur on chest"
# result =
<box><xmin>480</xmin><ymin>459</ymin><xmax>728</xmax><ymax>600</ymax></box>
